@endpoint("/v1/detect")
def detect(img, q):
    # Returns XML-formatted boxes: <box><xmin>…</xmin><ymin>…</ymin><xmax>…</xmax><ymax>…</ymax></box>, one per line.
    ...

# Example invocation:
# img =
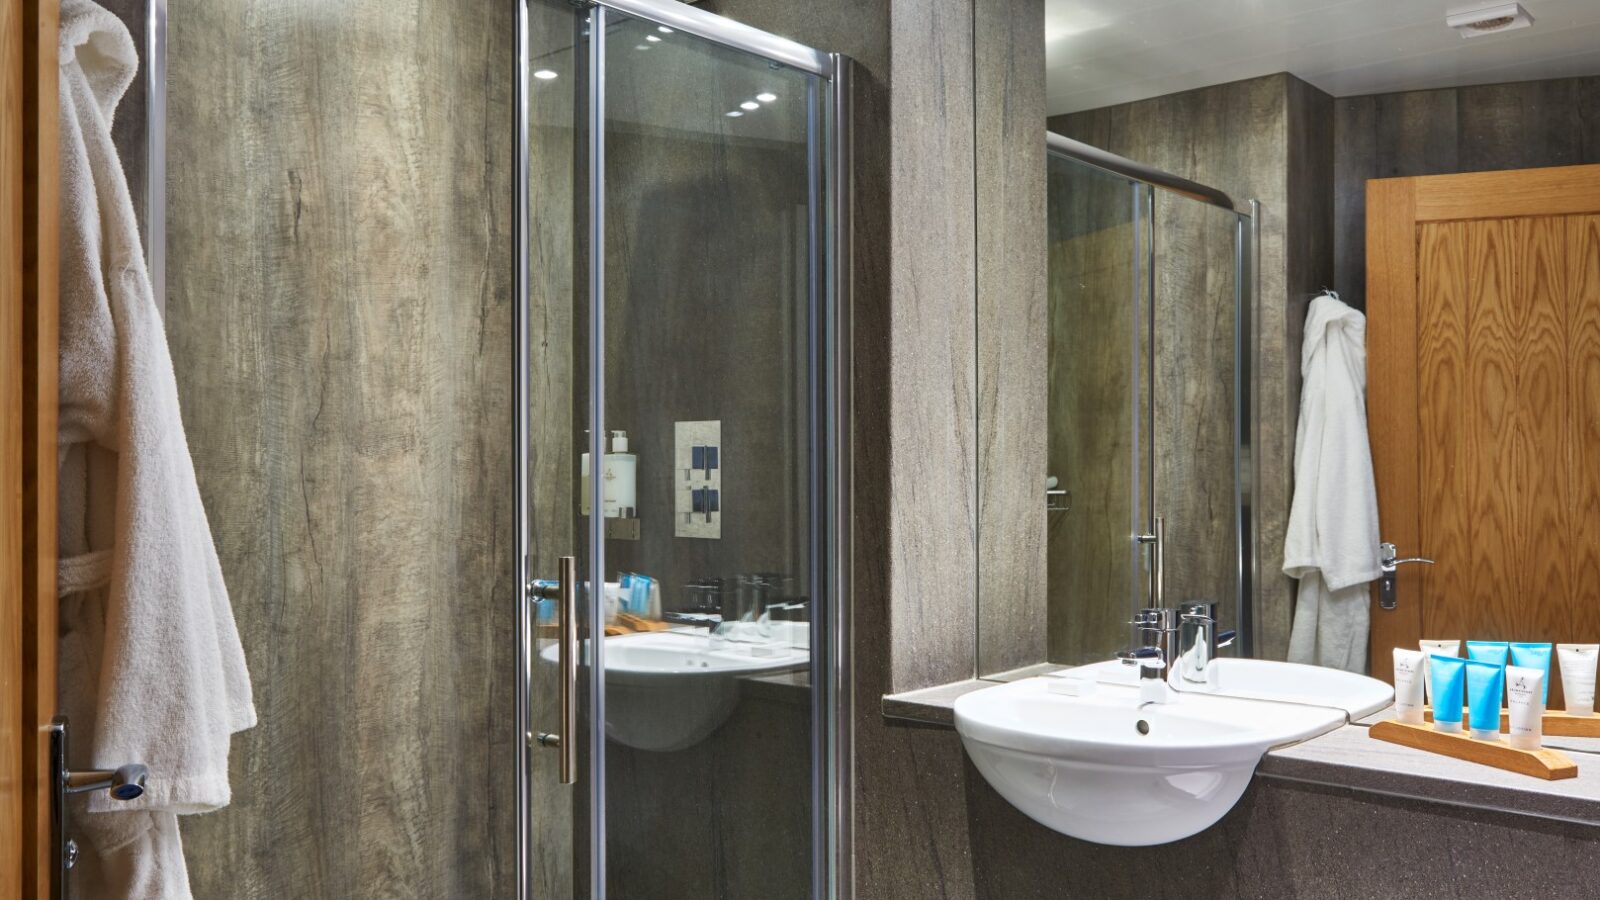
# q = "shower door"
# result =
<box><xmin>517</xmin><ymin>2</ymin><xmax>848</xmax><ymax>898</ymax></box>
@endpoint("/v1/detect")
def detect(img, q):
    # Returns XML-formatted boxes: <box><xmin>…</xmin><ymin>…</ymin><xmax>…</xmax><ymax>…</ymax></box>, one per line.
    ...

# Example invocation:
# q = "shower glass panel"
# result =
<box><xmin>1150</xmin><ymin>192</ymin><xmax>1248</xmax><ymax>646</ymax></box>
<box><xmin>1044</xmin><ymin>154</ymin><xmax>1151</xmax><ymax>666</ymax></box>
<box><xmin>600</xmin><ymin>13</ymin><xmax>822</xmax><ymax>899</ymax></box>
<box><xmin>520</xmin><ymin>2</ymin><xmax>845</xmax><ymax>898</ymax></box>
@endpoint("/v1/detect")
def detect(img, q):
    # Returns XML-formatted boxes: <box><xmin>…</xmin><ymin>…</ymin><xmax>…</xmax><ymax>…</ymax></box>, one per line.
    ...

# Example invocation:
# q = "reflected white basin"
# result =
<box><xmin>1073</xmin><ymin>657</ymin><xmax>1394</xmax><ymax>719</ymax></box>
<box><xmin>954</xmin><ymin>676</ymin><xmax>1347</xmax><ymax>845</ymax></box>
<box><xmin>540</xmin><ymin>630</ymin><xmax>807</xmax><ymax>752</ymax></box>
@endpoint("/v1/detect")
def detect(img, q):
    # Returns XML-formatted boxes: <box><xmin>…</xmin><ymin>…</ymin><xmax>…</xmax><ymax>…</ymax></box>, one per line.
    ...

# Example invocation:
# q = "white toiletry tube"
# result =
<box><xmin>1419</xmin><ymin>639</ymin><xmax>1460</xmax><ymax>704</ymax></box>
<box><xmin>1505</xmin><ymin>664</ymin><xmax>1546</xmax><ymax>750</ymax></box>
<box><xmin>1393</xmin><ymin>648</ymin><xmax>1426</xmax><ymax>724</ymax></box>
<box><xmin>1558</xmin><ymin>644</ymin><xmax>1598</xmax><ymax>717</ymax></box>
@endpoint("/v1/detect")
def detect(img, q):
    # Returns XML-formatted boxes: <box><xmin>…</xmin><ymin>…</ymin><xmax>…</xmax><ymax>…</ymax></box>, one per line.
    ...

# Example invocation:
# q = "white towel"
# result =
<box><xmin>56</xmin><ymin>2</ymin><xmax>256</xmax><ymax>897</ymax></box>
<box><xmin>1284</xmin><ymin>292</ymin><xmax>1382</xmax><ymax>673</ymax></box>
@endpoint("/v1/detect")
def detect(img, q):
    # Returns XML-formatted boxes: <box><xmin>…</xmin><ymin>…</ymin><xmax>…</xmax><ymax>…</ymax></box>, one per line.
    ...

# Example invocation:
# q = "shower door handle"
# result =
<box><xmin>531</xmin><ymin>556</ymin><xmax>579</xmax><ymax>784</ymax></box>
<box><xmin>556</xmin><ymin>555</ymin><xmax>578</xmax><ymax>784</ymax></box>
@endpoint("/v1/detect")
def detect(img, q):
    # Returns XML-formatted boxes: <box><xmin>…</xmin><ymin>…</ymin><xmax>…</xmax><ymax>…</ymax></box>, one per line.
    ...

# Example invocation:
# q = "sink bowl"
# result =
<box><xmin>954</xmin><ymin>676</ymin><xmax>1347</xmax><ymax>845</ymax></box>
<box><xmin>541</xmin><ymin>629</ymin><xmax>808</xmax><ymax>752</ymax></box>
<box><xmin>1072</xmin><ymin>657</ymin><xmax>1394</xmax><ymax>719</ymax></box>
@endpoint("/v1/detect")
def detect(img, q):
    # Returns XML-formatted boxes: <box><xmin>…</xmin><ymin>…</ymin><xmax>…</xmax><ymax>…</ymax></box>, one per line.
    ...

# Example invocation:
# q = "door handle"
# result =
<box><xmin>530</xmin><ymin>556</ymin><xmax>579</xmax><ymax>784</ymax></box>
<box><xmin>51</xmin><ymin>717</ymin><xmax>148</xmax><ymax>900</ymax></box>
<box><xmin>1378</xmin><ymin>541</ymin><xmax>1434</xmax><ymax>611</ymax></box>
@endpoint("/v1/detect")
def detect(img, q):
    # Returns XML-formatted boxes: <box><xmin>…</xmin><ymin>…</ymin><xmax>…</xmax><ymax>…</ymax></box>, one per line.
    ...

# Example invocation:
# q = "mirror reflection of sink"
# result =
<box><xmin>540</xmin><ymin>629</ymin><xmax>808</xmax><ymax>752</ymax></box>
<box><xmin>954</xmin><ymin>671</ymin><xmax>1360</xmax><ymax>846</ymax></box>
<box><xmin>1071</xmin><ymin>657</ymin><xmax>1394</xmax><ymax>719</ymax></box>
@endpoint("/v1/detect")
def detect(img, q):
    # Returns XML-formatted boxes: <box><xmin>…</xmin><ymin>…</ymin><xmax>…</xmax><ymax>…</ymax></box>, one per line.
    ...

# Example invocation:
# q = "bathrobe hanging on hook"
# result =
<box><xmin>1284</xmin><ymin>291</ymin><xmax>1382</xmax><ymax>673</ymax></box>
<box><xmin>56</xmin><ymin>2</ymin><xmax>256</xmax><ymax>897</ymax></box>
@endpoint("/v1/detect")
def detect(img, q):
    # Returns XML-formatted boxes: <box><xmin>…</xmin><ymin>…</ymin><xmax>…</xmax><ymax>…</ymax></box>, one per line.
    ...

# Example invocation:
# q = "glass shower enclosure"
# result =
<box><xmin>516</xmin><ymin>2</ymin><xmax>849</xmax><ymax>898</ymax></box>
<box><xmin>1042</xmin><ymin>133</ymin><xmax>1257</xmax><ymax>669</ymax></box>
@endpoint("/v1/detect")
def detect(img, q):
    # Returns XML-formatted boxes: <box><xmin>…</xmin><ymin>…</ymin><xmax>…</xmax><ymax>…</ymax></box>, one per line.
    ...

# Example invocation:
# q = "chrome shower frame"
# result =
<box><xmin>514</xmin><ymin>2</ymin><xmax>853</xmax><ymax>897</ymax></box>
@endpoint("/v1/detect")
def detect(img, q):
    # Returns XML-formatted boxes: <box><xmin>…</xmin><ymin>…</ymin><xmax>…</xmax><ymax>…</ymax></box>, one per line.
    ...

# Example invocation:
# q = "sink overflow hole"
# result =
<box><xmin>1136</xmin><ymin>720</ymin><xmax>1150</xmax><ymax>736</ymax></box>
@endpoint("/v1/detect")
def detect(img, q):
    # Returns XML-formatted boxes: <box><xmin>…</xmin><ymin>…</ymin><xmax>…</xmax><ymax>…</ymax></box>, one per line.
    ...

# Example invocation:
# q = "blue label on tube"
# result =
<box><xmin>1429</xmin><ymin>654</ymin><xmax>1466</xmax><ymax>725</ymax></box>
<box><xmin>1464</xmin><ymin>658</ymin><xmax>1506</xmax><ymax>736</ymax></box>
<box><xmin>1509</xmin><ymin>643</ymin><xmax>1552</xmax><ymax>704</ymax></box>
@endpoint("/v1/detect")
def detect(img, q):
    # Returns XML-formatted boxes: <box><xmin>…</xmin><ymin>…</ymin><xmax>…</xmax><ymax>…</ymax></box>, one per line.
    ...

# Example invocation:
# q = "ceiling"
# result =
<box><xmin>1045</xmin><ymin>0</ymin><xmax>1600</xmax><ymax>115</ymax></box>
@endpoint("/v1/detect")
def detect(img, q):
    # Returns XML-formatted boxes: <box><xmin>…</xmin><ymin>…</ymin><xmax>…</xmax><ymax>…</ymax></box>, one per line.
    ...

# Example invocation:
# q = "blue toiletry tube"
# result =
<box><xmin>1429</xmin><ymin>654</ymin><xmax>1466</xmax><ymax>733</ymax></box>
<box><xmin>1466</xmin><ymin>640</ymin><xmax>1510</xmax><ymax>667</ymax></box>
<box><xmin>1508</xmin><ymin>643</ymin><xmax>1552</xmax><ymax>704</ymax></box>
<box><xmin>1464</xmin><ymin>658</ymin><xmax>1506</xmax><ymax>740</ymax></box>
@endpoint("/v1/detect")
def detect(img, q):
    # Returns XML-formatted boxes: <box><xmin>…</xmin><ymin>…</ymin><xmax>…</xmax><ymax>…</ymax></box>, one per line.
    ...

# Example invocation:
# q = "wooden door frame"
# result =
<box><xmin>1367</xmin><ymin>163</ymin><xmax>1600</xmax><ymax>674</ymax></box>
<box><xmin>3</xmin><ymin>1</ymin><xmax>60</xmax><ymax>898</ymax></box>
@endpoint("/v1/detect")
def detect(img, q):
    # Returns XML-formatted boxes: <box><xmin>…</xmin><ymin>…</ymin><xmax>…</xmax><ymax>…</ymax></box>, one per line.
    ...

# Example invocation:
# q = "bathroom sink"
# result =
<box><xmin>1072</xmin><ymin>657</ymin><xmax>1394</xmax><ymax>719</ymax></box>
<box><xmin>540</xmin><ymin>629</ymin><xmax>808</xmax><ymax>752</ymax></box>
<box><xmin>954</xmin><ymin>677</ymin><xmax>1346</xmax><ymax>845</ymax></box>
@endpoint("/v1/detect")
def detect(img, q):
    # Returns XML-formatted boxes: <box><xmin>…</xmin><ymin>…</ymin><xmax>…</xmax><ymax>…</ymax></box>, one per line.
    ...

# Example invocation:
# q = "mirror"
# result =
<box><xmin>979</xmin><ymin>139</ymin><xmax>1254</xmax><ymax>677</ymax></box>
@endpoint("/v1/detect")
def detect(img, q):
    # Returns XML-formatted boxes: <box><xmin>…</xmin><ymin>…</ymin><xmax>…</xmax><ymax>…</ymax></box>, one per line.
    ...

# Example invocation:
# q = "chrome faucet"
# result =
<box><xmin>1175</xmin><ymin>602</ymin><xmax>1236</xmax><ymax>686</ymax></box>
<box><xmin>1118</xmin><ymin>607</ymin><xmax>1179</xmax><ymax>702</ymax></box>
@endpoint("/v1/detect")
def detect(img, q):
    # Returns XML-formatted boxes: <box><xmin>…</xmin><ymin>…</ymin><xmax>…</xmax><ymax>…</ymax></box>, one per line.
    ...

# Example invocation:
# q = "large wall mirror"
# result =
<box><xmin>976</xmin><ymin>133</ymin><xmax>1257</xmax><ymax>679</ymax></box>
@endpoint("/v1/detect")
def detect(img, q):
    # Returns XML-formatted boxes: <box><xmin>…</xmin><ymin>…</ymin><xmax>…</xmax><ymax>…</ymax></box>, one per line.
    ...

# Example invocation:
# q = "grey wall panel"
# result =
<box><xmin>163</xmin><ymin>0</ymin><xmax>517</xmax><ymax>895</ymax></box>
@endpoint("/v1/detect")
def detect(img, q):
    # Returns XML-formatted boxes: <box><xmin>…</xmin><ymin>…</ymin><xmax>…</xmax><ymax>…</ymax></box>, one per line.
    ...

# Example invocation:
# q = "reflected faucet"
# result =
<box><xmin>1175</xmin><ymin>602</ymin><xmax>1236</xmax><ymax>687</ymax></box>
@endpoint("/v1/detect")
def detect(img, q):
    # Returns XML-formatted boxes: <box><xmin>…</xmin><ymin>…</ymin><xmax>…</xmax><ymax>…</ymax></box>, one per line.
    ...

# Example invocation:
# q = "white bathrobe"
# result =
<box><xmin>57</xmin><ymin>2</ymin><xmax>255</xmax><ymax>897</ymax></box>
<box><xmin>1285</xmin><ymin>292</ymin><xmax>1382</xmax><ymax>673</ymax></box>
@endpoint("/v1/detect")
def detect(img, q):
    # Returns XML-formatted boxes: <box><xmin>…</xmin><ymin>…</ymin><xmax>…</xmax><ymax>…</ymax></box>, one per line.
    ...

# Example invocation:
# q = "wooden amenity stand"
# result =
<box><xmin>1369</xmin><ymin>720</ymin><xmax>1578</xmax><ymax>780</ymax></box>
<box><xmin>1423</xmin><ymin>708</ymin><xmax>1600</xmax><ymax>738</ymax></box>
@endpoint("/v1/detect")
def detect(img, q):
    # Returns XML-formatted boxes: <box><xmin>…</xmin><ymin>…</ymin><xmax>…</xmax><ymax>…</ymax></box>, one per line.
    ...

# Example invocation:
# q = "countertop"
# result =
<box><xmin>883</xmin><ymin>680</ymin><xmax>1600</xmax><ymax>826</ymax></box>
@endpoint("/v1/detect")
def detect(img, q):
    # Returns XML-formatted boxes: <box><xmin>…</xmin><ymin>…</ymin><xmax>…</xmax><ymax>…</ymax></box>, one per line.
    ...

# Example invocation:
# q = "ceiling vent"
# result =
<box><xmin>1446</xmin><ymin>2</ymin><xmax>1535</xmax><ymax>38</ymax></box>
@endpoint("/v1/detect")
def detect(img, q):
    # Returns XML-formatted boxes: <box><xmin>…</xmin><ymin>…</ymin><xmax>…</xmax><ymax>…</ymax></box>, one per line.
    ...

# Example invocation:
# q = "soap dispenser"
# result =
<box><xmin>603</xmin><ymin>430</ymin><xmax>637</xmax><ymax>518</ymax></box>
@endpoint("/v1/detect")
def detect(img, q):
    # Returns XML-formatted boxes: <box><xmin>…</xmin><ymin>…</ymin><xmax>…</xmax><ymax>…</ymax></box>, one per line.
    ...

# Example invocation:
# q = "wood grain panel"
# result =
<box><xmin>1414</xmin><ymin>164</ymin><xmax>1600</xmax><ymax>223</ymax></box>
<box><xmin>4</xmin><ymin>2</ymin><xmax>59</xmax><ymax>895</ymax></box>
<box><xmin>974</xmin><ymin>0</ymin><xmax>1047</xmax><ymax>677</ymax></box>
<box><xmin>1569</xmin><ymin>215</ymin><xmax>1600</xmax><ymax>642</ymax></box>
<box><xmin>165</xmin><ymin>0</ymin><xmax>516</xmax><ymax>896</ymax></box>
<box><xmin>1414</xmin><ymin>221</ymin><xmax>1472</xmax><ymax>645</ymax></box>
<box><xmin>2</xmin><ymin>2</ymin><xmax>25</xmax><ymax>891</ymax></box>
<box><xmin>1365</xmin><ymin>177</ymin><xmax>1420</xmax><ymax>673</ymax></box>
<box><xmin>1508</xmin><ymin>216</ymin><xmax>1571</xmax><ymax>640</ymax></box>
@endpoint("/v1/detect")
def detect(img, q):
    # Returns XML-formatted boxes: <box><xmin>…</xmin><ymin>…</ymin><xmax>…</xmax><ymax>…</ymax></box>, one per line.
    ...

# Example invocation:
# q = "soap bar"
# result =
<box><xmin>1046</xmin><ymin>675</ymin><xmax>1097</xmax><ymax>697</ymax></box>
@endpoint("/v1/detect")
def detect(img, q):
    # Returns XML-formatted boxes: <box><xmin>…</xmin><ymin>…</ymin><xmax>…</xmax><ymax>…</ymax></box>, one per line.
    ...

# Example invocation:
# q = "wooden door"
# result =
<box><xmin>1368</xmin><ymin>164</ymin><xmax>1600</xmax><ymax>707</ymax></box>
<box><xmin>2</xmin><ymin>0</ymin><xmax>59</xmax><ymax>897</ymax></box>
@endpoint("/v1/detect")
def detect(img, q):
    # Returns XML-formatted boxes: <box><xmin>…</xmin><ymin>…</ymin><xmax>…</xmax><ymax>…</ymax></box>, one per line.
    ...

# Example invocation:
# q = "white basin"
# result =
<box><xmin>1072</xmin><ymin>657</ymin><xmax>1394</xmax><ymax>719</ymax></box>
<box><xmin>540</xmin><ymin>629</ymin><xmax>808</xmax><ymax>752</ymax></box>
<box><xmin>954</xmin><ymin>676</ymin><xmax>1347</xmax><ymax>845</ymax></box>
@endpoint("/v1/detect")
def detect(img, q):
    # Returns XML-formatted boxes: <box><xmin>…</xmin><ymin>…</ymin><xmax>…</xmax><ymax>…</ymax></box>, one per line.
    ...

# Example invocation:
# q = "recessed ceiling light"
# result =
<box><xmin>658</xmin><ymin>25</ymin><xmax>673</xmax><ymax>33</ymax></box>
<box><xmin>725</xmin><ymin>110</ymin><xmax>744</xmax><ymax>117</ymax></box>
<box><xmin>635</xmin><ymin>44</ymin><xmax>650</xmax><ymax>50</ymax></box>
<box><xmin>1446</xmin><ymin>2</ymin><xmax>1535</xmax><ymax>37</ymax></box>
<box><xmin>646</xmin><ymin>34</ymin><xmax>661</xmax><ymax>42</ymax></box>
<box><xmin>740</xmin><ymin>100</ymin><xmax>760</xmax><ymax>110</ymax></box>
<box><xmin>533</xmin><ymin>69</ymin><xmax>559</xmax><ymax>80</ymax></box>
<box><xmin>755</xmin><ymin>92</ymin><xmax>777</xmax><ymax>103</ymax></box>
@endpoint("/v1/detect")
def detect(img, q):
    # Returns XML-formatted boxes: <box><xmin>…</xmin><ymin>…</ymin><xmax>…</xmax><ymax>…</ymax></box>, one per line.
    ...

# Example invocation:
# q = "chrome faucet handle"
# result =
<box><xmin>1215</xmin><ymin>629</ymin><xmax>1237</xmax><ymax>649</ymax></box>
<box><xmin>1129</xmin><ymin>607</ymin><xmax>1178</xmax><ymax>631</ymax></box>
<box><xmin>1116</xmin><ymin>646</ymin><xmax>1165</xmax><ymax>666</ymax></box>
